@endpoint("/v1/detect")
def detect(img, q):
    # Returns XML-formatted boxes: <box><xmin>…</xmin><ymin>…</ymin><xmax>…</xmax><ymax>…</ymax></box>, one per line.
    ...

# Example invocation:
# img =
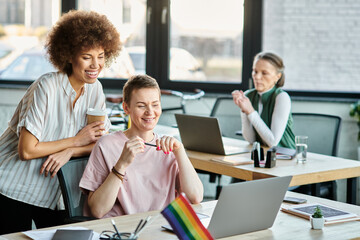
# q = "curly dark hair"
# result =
<box><xmin>45</xmin><ymin>10</ymin><xmax>121</xmax><ymax>75</ymax></box>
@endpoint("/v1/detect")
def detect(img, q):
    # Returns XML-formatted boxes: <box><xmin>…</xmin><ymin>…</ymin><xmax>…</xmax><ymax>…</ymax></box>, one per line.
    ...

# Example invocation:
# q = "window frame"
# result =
<box><xmin>146</xmin><ymin>0</ymin><xmax>256</xmax><ymax>93</ymax></box>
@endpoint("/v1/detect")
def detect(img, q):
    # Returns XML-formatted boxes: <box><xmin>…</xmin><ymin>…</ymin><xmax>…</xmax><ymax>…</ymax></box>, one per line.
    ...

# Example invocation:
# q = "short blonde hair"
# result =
<box><xmin>123</xmin><ymin>75</ymin><xmax>160</xmax><ymax>105</ymax></box>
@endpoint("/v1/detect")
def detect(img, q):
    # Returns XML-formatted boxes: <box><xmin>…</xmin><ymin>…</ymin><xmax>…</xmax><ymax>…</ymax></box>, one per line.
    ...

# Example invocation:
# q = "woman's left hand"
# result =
<box><xmin>40</xmin><ymin>148</ymin><xmax>73</xmax><ymax>178</ymax></box>
<box><xmin>156</xmin><ymin>136</ymin><xmax>183</xmax><ymax>154</ymax></box>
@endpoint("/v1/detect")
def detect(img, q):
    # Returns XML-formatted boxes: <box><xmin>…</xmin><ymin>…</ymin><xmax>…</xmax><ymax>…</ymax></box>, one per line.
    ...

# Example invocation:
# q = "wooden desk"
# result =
<box><xmin>188</xmin><ymin>150</ymin><xmax>360</xmax><ymax>185</ymax></box>
<box><xmin>152</xmin><ymin>125</ymin><xmax>360</xmax><ymax>204</ymax></box>
<box><xmin>187</xmin><ymin>147</ymin><xmax>360</xmax><ymax>204</ymax></box>
<box><xmin>2</xmin><ymin>192</ymin><xmax>360</xmax><ymax>240</ymax></box>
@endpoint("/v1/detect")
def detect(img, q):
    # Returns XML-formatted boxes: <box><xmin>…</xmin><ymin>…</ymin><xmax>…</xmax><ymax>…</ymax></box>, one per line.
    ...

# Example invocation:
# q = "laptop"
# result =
<box><xmin>206</xmin><ymin>176</ymin><xmax>292</xmax><ymax>238</ymax></box>
<box><xmin>175</xmin><ymin>114</ymin><xmax>250</xmax><ymax>155</ymax></box>
<box><xmin>162</xmin><ymin>176</ymin><xmax>292</xmax><ymax>239</ymax></box>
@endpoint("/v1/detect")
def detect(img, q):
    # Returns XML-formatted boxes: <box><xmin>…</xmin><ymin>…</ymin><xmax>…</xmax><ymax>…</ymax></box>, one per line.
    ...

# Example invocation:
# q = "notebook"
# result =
<box><xmin>274</xmin><ymin>146</ymin><xmax>296</xmax><ymax>160</ymax></box>
<box><xmin>175</xmin><ymin>114</ymin><xmax>251</xmax><ymax>155</ymax></box>
<box><xmin>282</xmin><ymin>203</ymin><xmax>358</xmax><ymax>222</ymax></box>
<box><xmin>162</xmin><ymin>176</ymin><xmax>292</xmax><ymax>239</ymax></box>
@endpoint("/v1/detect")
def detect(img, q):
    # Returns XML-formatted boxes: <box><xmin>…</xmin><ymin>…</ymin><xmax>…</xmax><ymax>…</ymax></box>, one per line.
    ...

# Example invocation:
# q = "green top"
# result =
<box><xmin>246</xmin><ymin>87</ymin><xmax>295</xmax><ymax>149</ymax></box>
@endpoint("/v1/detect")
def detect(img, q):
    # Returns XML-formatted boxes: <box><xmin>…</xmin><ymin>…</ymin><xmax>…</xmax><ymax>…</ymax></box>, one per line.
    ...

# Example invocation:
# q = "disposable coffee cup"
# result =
<box><xmin>87</xmin><ymin>108</ymin><xmax>106</xmax><ymax>124</ymax></box>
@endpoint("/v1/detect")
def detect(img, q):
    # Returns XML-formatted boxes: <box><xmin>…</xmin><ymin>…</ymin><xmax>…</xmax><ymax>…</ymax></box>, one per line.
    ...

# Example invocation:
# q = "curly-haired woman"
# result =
<box><xmin>0</xmin><ymin>10</ymin><xmax>121</xmax><ymax>234</ymax></box>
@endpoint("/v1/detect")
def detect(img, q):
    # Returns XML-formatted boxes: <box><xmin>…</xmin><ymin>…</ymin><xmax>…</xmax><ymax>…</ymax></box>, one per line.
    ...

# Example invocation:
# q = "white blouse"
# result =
<box><xmin>0</xmin><ymin>72</ymin><xmax>110</xmax><ymax>209</ymax></box>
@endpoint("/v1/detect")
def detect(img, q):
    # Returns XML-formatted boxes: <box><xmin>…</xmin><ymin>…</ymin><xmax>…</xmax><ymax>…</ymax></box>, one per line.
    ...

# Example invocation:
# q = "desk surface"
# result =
<box><xmin>187</xmin><ymin>147</ymin><xmax>360</xmax><ymax>187</ymax></box>
<box><xmin>2</xmin><ymin>192</ymin><xmax>360</xmax><ymax>240</ymax></box>
<box><xmin>156</xmin><ymin>124</ymin><xmax>360</xmax><ymax>203</ymax></box>
<box><xmin>154</xmin><ymin>125</ymin><xmax>360</xmax><ymax>187</ymax></box>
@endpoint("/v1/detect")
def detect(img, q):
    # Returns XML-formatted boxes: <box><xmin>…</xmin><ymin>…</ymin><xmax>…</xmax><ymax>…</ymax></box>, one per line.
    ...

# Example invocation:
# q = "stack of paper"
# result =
<box><xmin>274</xmin><ymin>147</ymin><xmax>296</xmax><ymax>160</ymax></box>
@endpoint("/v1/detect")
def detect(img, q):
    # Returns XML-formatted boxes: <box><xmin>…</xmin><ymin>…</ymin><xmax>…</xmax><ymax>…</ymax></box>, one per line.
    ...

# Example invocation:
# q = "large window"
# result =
<box><xmin>169</xmin><ymin>0</ymin><xmax>243</xmax><ymax>83</ymax></box>
<box><xmin>0</xmin><ymin>0</ymin><xmax>146</xmax><ymax>82</ymax></box>
<box><xmin>0</xmin><ymin>0</ymin><xmax>60</xmax><ymax>82</ymax></box>
<box><xmin>146</xmin><ymin>0</ymin><xmax>252</xmax><ymax>92</ymax></box>
<box><xmin>0</xmin><ymin>0</ymin><xmax>251</xmax><ymax>93</ymax></box>
<box><xmin>1</xmin><ymin>0</ymin><xmax>358</xmax><ymax>98</ymax></box>
<box><xmin>77</xmin><ymin>0</ymin><xmax>147</xmax><ymax>79</ymax></box>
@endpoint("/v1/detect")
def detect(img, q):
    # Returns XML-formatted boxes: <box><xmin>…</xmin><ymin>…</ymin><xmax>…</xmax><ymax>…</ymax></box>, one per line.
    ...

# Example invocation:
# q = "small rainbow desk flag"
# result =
<box><xmin>161</xmin><ymin>194</ymin><xmax>214</xmax><ymax>240</ymax></box>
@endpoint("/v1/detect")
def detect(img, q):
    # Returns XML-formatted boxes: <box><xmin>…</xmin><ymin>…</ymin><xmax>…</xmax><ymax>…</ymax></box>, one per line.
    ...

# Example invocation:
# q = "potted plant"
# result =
<box><xmin>310</xmin><ymin>206</ymin><xmax>324</xmax><ymax>230</ymax></box>
<box><xmin>350</xmin><ymin>100</ymin><xmax>360</xmax><ymax>160</ymax></box>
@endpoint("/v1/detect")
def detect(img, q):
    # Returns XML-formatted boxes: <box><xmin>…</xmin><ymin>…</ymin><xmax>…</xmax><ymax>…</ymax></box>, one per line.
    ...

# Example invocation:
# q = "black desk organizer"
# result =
<box><xmin>252</xmin><ymin>144</ymin><xmax>276</xmax><ymax>168</ymax></box>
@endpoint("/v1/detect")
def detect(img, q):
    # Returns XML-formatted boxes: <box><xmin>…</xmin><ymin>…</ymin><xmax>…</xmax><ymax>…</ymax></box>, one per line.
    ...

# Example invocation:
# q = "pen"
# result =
<box><xmin>111</xmin><ymin>219</ymin><xmax>121</xmax><ymax>239</ymax></box>
<box><xmin>144</xmin><ymin>142</ymin><xmax>157</xmax><ymax>147</ymax></box>
<box><xmin>134</xmin><ymin>219</ymin><xmax>143</xmax><ymax>234</ymax></box>
<box><xmin>129</xmin><ymin>219</ymin><xmax>143</xmax><ymax>238</ymax></box>
<box><xmin>134</xmin><ymin>216</ymin><xmax>152</xmax><ymax>238</ymax></box>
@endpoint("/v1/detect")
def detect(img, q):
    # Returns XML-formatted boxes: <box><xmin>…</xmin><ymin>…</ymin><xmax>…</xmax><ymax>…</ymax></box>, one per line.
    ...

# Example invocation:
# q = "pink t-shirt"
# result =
<box><xmin>79</xmin><ymin>131</ymin><xmax>180</xmax><ymax>218</ymax></box>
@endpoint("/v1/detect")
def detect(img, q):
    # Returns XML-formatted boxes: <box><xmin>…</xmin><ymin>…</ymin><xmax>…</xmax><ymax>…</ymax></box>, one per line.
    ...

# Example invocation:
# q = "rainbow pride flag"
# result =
<box><xmin>161</xmin><ymin>194</ymin><xmax>214</xmax><ymax>240</ymax></box>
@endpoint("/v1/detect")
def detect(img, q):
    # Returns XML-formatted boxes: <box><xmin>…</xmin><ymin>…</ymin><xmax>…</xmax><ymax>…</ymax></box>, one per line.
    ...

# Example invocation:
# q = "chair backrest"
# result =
<box><xmin>57</xmin><ymin>157</ymin><xmax>89</xmax><ymax>219</ymax></box>
<box><xmin>159</xmin><ymin>92</ymin><xmax>185</xmax><ymax>127</ymax></box>
<box><xmin>292</xmin><ymin>113</ymin><xmax>342</xmax><ymax>156</ymax></box>
<box><xmin>210</xmin><ymin>96</ymin><xmax>243</xmax><ymax>139</ymax></box>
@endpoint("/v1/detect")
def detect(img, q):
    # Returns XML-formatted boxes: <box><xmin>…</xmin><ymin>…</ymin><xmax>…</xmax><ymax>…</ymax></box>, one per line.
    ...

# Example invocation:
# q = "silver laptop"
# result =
<box><xmin>206</xmin><ymin>176</ymin><xmax>292</xmax><ymax>238</ymax></box>
<box><xmin>162</xmin><ymin>176</ymin><xmax>292</xmax><ymax>238</ymax></box>
<box><xmin>175</xmin><ymin>114</ymin><xmax>250</xmax><ymax>155</ymax></box>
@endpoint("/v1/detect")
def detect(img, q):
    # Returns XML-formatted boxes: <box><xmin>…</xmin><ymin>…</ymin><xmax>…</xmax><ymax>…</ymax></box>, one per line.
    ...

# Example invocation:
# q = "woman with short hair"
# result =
<box><xmin>80</xmin><ymin>75</ymin><xmax>203</xmax><ymax>219</ymax></box>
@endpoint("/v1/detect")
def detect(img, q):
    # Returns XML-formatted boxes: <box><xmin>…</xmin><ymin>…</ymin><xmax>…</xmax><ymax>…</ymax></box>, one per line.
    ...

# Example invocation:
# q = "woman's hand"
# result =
<box><xmin>40</xmin><ymin>148</ymin><xmax>73</xmax><ymax>178</ymax></box>
<box><xmin>158</xmin><ymin>135</ymin><xmax>203</xmax><ymax>204</ymax></box>
<box><xmin>74</xmin><ymin>121</ymin><xmax>105</xmax><ymax>147</ymax></box>
<box><xmin>156</xmin><ymin>135</ymin><xmax>183</xmax><ymax>154</ymax></box>
<box><xmin>114</xmin><ymin>136</ymin><xmax>145</xmax><ymax>173</ymax></box>
<box><xmin>87</xmin><ymin>137</ymin><xmax>145</xmax><ymax>219</ymax></box>
<box><xmin>232</xmin><ymin>90</ymin><xmax>255</xmax><ymax>115</ymax></box>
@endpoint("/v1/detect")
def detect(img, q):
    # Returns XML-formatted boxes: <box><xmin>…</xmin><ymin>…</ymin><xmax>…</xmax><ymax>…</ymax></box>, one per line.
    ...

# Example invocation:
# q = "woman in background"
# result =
<box><xmin>0</xmin><ymin>10</ymin><xmax>120</xmax><ymax>234</ymax></box>
<box><xmin>80</xmin><ymin>75</ymin><xmax>203</xmax><ymax>218</ymax></box>
<box><xmin>232</xmin><ymin>52</ymin><xmax>295</xmax><ymax>149</ymax></box>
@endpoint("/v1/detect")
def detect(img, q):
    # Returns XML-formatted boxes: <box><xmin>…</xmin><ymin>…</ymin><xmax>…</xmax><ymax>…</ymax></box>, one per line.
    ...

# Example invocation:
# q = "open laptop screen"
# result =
<box><xmin>175</xmin><ymin>114</ymin><xmax>250</xmax><ymax>155</ymax></box>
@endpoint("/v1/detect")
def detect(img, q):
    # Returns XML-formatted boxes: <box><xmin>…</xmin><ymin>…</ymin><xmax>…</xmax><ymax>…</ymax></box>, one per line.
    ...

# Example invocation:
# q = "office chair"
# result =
<box><xmin>210</xmin><ymin>96</ymin><xmax>243</xmax><ymax>139</ymax></box>
<box><xmin>159</xmin><ymin>89</ymin><xmax>205</xmax><ymax>127</ymax></box>
<box><xmin>57</xmin><ymin>157</ymin><xmax>96</xmax><ymax>223</ymax></box>
<box><xmin>291</xmin><ymin>113</ymin><xmax>342</xmax><ymax>200</ymax></box>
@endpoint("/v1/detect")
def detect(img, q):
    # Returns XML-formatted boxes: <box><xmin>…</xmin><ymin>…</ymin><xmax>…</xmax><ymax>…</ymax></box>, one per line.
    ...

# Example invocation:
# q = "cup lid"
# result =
<box><xmin>87</xmin><ymin>108</ymin><xmax>106</xmax><ymax>116</ymax></box>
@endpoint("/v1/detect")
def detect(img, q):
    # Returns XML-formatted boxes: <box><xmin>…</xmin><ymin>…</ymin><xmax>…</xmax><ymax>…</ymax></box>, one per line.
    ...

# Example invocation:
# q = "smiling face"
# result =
<box><xmin>252</xmin><ymin>59</ymin><xmax>281</xmax><ymax>93</ymax></box>
<box><xmin>68</xmin><ymin>46</ymin><xmax>105</xmax><ymax>89</ymax></box>
<box><xmin>123</xmin><ymin>87</ymin><xmax>162</xmax><ymax>133</ymax></box>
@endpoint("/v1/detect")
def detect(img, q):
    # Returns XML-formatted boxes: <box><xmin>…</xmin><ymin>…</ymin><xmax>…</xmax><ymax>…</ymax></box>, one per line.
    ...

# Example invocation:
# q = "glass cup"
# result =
<box><xmin>295</xmin><ymin>136</ymin><xmax>308</xmax><ymax>163</ymax></box>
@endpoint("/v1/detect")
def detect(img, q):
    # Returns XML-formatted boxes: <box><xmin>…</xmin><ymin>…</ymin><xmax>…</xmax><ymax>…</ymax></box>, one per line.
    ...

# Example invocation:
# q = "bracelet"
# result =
<box><xmin>112</xmin><ymin>167</ymin><xmax>125</xmax><ymax>182</ymax></box>
<box><xmin>112</xmin><ymin>167</ymin><xmax>126</xmax><ymax>177</ymax></box>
